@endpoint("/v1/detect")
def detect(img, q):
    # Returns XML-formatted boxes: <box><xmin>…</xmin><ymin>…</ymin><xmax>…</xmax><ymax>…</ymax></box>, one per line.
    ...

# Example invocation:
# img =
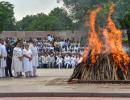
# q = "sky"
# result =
<box><xmin>0</xmin><ymin>0</ymin><xmax>64</xmax><ymax>21</ymax></box>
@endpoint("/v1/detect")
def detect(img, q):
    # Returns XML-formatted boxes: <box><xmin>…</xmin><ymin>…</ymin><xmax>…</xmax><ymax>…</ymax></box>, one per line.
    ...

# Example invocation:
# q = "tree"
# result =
<box><xmin>63</xmin><ymin>0</ymin><xmax>130</xmax><ymax>28</ymax></box>
<box><xmin>16</xmin><ymin>15</ymin><xmax>38</xmax><ymax>31</ymax></box>
<box><xmin>16</xmin><ymin>13</ymin><xmax>61</xmax><ymax>31</ymax></box>
<box><xmin>119</xmin><ymin>9</ymin><xmax>130</xmax><ymax>48</ymax></box>
<box><xmin>0</xmin><ymin>1</ymin><xmax>15</xmax><ymax>32</ymax></box>
<box><xmin>49</xmin><ymin>7</ymin><xmax>73</xmax><ymax>30</ymax></box>
<box><xmin>63</xmin><ymin>0</ymin><xmax>111</xmax><ymax>25</ymax></box>
<box><xmin>113</xmin><ymin>1</ymin><xmax>130</xmax><ymax>47</ymax></box>
<box><xmin>27</xmin><ymin>15</ymin><xmax>60</xmax><ymax>31</ymax></box>
<box><xmin>16</xmin><ymin>8</ymin><xmax>73</xmax><ymax>31</ymax></box>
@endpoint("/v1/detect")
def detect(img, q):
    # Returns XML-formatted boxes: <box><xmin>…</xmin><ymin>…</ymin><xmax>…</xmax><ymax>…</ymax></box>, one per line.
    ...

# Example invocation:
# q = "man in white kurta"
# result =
<box><xmin>29</xmin><ymin>41</ymin><xmax>38</xmax><ymax>77</ymax></box>
<box><xmin>0</xmin><ymin>42</ymin><xmax>3</xmax><ymax>77</ymax></box>
<box><xmin>70</xmin><ymin>55</ymin><xmax>76</xmax><ymax>68</ymax></box>
<box><xmin>49</xmin><ymin>54</ymin><xmax>55</xmax><ymax>68</ymax></box>
<box><xmin>23</xmin><ymin>45</ymin><xmax>33</xmax><ymax>77</ymax></box>
<box><xmin>64</xmin><ymin>54</ymin><xmax>71</xmax><ymax>68</ymax></box>
<box><xmin>12</xmin><ymin>43</ymin><xmax>23</xmax><ymax>77</ymax></box>
<box><xmin>0</xmin><ymin>39</ymin><xmax>7</xmax><ymax>78</ymax></box>
<box><xmin>56</xmin><ymin>55</ymin><xmax>63</xmax><ymax>69</ymax></box>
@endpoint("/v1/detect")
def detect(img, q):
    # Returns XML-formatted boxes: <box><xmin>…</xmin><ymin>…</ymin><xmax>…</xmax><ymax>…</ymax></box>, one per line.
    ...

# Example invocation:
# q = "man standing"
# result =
<box><xmin>0</xmin><ymin>39</ymin><xmax>7</xmax><ymax>78</ymax></box>
<box><xmin>30</xmin><ymin>41</ymin><xmax>38</xmax><ymax>77</ymax></box>
<box><xmin>5</xmin><ymin>42</ymin><xmax>13</xmax><ymax>77</ymax></box>
<box><xmin>0</xmin><ymin>39</ymin><xmax>3</xmax><ymax>78</ymax></box>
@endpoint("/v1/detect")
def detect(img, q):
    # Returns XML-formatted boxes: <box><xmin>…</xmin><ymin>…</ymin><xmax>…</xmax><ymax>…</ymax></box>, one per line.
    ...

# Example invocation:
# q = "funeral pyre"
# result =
<box><xmin>68</xmin><ymin>4</ymin><xmax>129</xmax><ymax>82</ymax></box>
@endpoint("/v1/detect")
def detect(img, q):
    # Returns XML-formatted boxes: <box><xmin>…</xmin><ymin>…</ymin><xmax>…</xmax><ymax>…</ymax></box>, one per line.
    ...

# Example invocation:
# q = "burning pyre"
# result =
<box><xmin>68</xmin><ymin>4</ymin><xmax>129</xmax><ymax>82</ymax></box>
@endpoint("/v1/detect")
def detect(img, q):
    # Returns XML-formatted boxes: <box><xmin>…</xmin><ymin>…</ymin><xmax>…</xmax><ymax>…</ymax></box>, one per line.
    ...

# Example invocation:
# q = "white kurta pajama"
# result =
<box><xmin>12</xmin><ymin>47</ymin><xmax>23</xmax><ymax>73</ymax></box>
<box><xmin>0</xmin><ymin>44</ymin><xmax>7</xmax><ymax>77</ymax></box>
<box><xmin>30</xmin><ymin>46</ymin><xmax>38</xmax><ymax>67</ymax></box>
<box><xmin>23</xmin><ymin>49</ymin><xmax>33</xmax><ymax>72</ymax></box>
<box><xmin>64</xmin><ymin>56</ymin><xmax>71</xmax><ymax>68</ymax></box>
<box><xmin>71</xmin><ymin>57</ymin><xmax>76</xmax><ymax>68</ymax></box>
<box><xmin>56</xmin><ymin>57</ymin><xmax>63</xmax><ymax>69</ymax></box>
<box><xmin>1</xmin><ymin>44</ymin><xmax>7</xmax><ymax>67</ymax></box>
<box><xmin>0</xmin><ymin>44</ymin><xmax>5</xmax><ymax>77</ymax></box>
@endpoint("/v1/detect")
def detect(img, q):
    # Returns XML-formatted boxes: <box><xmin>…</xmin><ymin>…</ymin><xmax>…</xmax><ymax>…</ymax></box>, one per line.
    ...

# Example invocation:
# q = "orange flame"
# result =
<box><xmin>81</xmin><ymin>4</ymin><xmax>129</xmax><ymax>79</ymax></box>
<box><xmin>80</xmin><ymin>7</ymin><xmax>103</xmax><ymax>63</ymax></box>
<box><xmin>103</xmin><ymin>4</ymin><xmax>129</xmax><ymax>79</ymax></box>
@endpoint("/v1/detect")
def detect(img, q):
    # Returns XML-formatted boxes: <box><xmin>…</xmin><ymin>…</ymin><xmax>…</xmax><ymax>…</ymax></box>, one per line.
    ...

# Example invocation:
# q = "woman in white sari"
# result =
<box><xmin>23</xmin><ymin>43</ymin><xmax>33</xmax><ymax>77</ymax></box>
<box><xmin>12</xmin><ymin>42</ymin><xmax>23</xmax><ymax>78</ymax></box>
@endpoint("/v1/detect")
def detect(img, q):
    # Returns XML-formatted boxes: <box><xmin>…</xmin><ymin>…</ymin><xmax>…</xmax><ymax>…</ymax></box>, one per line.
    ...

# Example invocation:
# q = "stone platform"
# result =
<box><xmin>0</xmin><ymin>69</ymin><xmax>130</xmax><ymax>97</ymax></box>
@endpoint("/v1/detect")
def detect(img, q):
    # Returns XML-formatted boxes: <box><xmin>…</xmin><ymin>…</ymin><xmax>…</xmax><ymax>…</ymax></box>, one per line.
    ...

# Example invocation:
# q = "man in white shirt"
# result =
<box><xmin>74</xmin><ymin>45</ymin><xmax>80</xmax><ymax>53</ymax></box>
<box><xmin>56</xmin><ymin>55</ymin><xmax>63</xmax><ymax>69</ymax></box>
<box><xmin>71</xmin><ymin>55</ymin><xmax>76</xmax><ymax>68</ymax></box>
<box><xmin>0</xmin><ymin>39</ymin><xmax>7</xmax><ymax>78</ymax></box>
<box><xmin>48</xmin><ymin>54</ymin><xmax>55</xmax><ymax>68</ymax></box>
<box><xmin>29</xmin><ymin>41</ymin><xmax>39</xmax><ymax>77</ymax></box>
<box><xmin>41</xmin><ymin>53</ymin><xmax>49</xmax><ymax>68</ymax></box>
<box><xmin>48</xmin><ymin>34</ymin><xmax>54</xmax><ymax>42</ymax></box>
<box><xmin>64</xmin><ymin>54</ymin><xmax>71</xmax><ymax>68</ymax></box>
<box><xmin>0</xmin><ymin>39</ymin><xmax>3</xmax><ymax>78</ymax></box>
<box><xmin>47</xmin><ymin>54</ymin><xmax>51</xmax><ymax>68</ymax></box>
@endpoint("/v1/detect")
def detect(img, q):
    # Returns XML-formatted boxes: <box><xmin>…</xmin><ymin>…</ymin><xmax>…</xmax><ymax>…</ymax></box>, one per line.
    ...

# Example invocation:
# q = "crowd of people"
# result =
<box><xmin>0</xmin><ymin>34</ymin><xmax>85</xmax><ymax>78</ymax></box>
<box><xmin>35</xmin><ymin>34</ymin><xmax>85</xmax><ymax>69</ymax></box>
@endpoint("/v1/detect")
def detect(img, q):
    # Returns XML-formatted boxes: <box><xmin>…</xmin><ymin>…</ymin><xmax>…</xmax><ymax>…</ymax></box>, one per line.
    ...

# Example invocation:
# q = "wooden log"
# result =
<box><xmin>68</xmin><ymin>53</ymin><xmax>128</xmax><ymax>82</ymax></box>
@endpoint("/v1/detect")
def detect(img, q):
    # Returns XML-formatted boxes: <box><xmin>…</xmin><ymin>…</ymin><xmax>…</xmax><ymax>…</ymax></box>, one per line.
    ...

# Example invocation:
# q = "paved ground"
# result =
<box><xmin>0</xmin><ymin>69</ymin><xmax>130</xmax><ymax>93</ymax></box>
<box><xmin>0</xmin><ymin>97</ymin><xmax>130</xmax><ymax>100</ymax></box>
<box><xmin>0</xmin><ymin>69</ymin><xmax>130</xmax><ymax>99</ymax></box>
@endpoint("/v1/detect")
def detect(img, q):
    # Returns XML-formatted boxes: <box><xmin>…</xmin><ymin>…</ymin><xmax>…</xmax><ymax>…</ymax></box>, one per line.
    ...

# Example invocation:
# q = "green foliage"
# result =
<box><xmin>0</xmin><ymin>1</ymin><xmax>15</xmax><ymax>32</ymax></box>
<box><xmin>49</xmin><ymin>7</ymin><xmax>73</xmax><ymax>30</ymax></box>
<box><xmin>63</xmin><ymin>0</ymin><xmax>111</xmax><ymax>20</ymax></box>
<box><xmin>119</xmin><ymin>9</ymin><xmax>130</xmax><ymax>29</ymax></box>
<box><xmin>16</xmin><ymin>14</ymin><xmax>39</xmax><ymax>31</ymax></box>
<box><xmin>28</xmin><ymin>15</ymin><xmax>60</xmax><ymax>31</ymax></box>
<box><xmin>63</xmin><ymin>0</ymin><xmax>130</xmax><ymax>29</ymax></box>
<box><xmin>16</xmin><ymin>13</ymin><xmax>60</xmax><ymax>31</ymax></box>
<box><xmin>123</xmin><ymin>37</ymin><xmax>128</xmax><ymax>42</ymax></box>
<box><xmin>16</xmin><ymin>8</ymin><xmax>73</xmax><ymax>31</ymax></box>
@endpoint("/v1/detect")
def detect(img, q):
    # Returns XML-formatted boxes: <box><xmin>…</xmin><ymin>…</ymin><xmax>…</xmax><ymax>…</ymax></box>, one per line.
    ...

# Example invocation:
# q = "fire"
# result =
<box><xmin>81</xmin><ymin>7</ymin><xmax>103</xmax><ymax>63</ymax></box>
<box><xmin>102</xmin><ymin>4</ymin><xmax>129</xmax><ymax>79</ymax></box>
<box><xmin>88</xmin><ymin>7</ymin><xmax>103</xmax><ymax>64</ymax></box>
<box><xmin>81</xmin><ymin>4</ymin><xmax>129</xmax><ymax>79</ymax></box>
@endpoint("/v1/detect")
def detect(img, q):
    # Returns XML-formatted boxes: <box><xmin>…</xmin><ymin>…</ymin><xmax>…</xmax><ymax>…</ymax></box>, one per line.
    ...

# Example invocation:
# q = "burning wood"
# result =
<box><xmin>68</xmin><ymin>4</ymin><xmax>129</xmax><ymax>82</ymax></box>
